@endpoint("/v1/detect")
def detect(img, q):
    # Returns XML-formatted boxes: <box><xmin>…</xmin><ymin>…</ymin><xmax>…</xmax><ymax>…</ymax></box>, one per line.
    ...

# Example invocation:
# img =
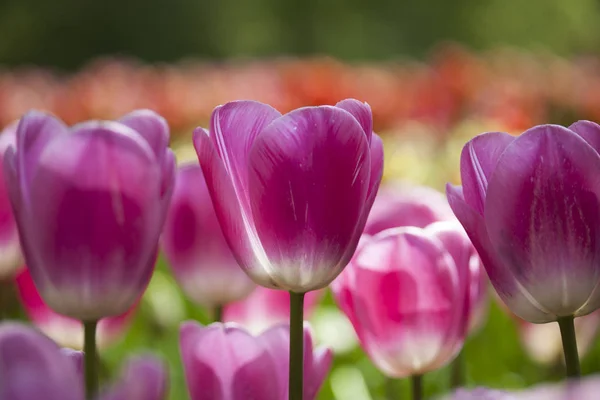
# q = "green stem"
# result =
<box><xmin>289</xmin><ymin>291</ymin><xmax>305</xmax><ymax>400</ymax></box>
<box><xmin>214</xmin><ymin>304</ymin><xmax>224</xmax><ymax>323</ymax></box>
<box><xmin>83</xmin><ymin>320</ymin><xmax>99</xmax><ymax>399</ymax></box>
<box><xmin>557</xmin><ymin>316</ymin><xmax>580</xmax><ymax>378</ymax></box>
<box><xmin>411</xmin><ymin>374</ymin><xmax>423</xmax><ymax>400</ymax></box>
<box><xmin>385</xmin><ymin>376</ymin><xmax>397</xmax><ymax>400</ymax></box>
<box><xmin>450</xmin><ymin>351</ymin><xmax>465</xmax><ymax>388</ymax></box>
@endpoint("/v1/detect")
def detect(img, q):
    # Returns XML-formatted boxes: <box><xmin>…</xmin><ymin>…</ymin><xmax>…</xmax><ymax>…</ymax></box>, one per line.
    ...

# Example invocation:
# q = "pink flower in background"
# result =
<box><xmin>162</xmin><ymin>163</ymin><xmax>255</xmax><ymax>309</ymax></box>
<box><xmin>223</xmin><ymin>286</ymin><xmax>324</xmax><ymax>334</ymax></box>
<box><xmin>15</xmin><ymin>268</ymin><xmax>135</xmax><ymax>350</ymax></box>
<box><xmin>4</xmin><ymin>110</ymin><xmax>175</xmax><ymax>320</ymax></box>
<box><xmin>447</xmin><ymin>122</ymin><xmax>600</xmax><ymax>322</ymax></box>
<box><xmin>194</xmin><ymin>99</ymin><xmax>383</xmax><ymax>292</ymax></box>
<box><xmin>0</xmin><ymin>122</ymin><xmax>22</xmax><ymax>279</ymax></box>
<box><xmin>332</xmin><ymin>227</ymin><xmax>470</xmax><ymax>377</ymax></box>
<box><xmin>180</xmin><ymin>321</ymin><xmax>332</xmax><ymax>400</ymax></box>
<box><xmin>363</xmin><ymin>183</ymin><xmax>488</xmax><ymax>333</ymax></box>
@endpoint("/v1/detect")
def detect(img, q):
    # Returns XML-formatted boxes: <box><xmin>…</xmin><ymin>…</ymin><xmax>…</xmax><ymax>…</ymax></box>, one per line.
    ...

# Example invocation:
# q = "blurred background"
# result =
<box><xmin>3</xmin><ymin>0</ymin><xmax>600</xmax><ymax>399</ymax></box>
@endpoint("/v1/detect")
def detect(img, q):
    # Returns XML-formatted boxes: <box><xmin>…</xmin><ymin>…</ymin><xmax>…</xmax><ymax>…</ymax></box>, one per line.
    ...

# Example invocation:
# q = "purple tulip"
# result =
<box><xmin>0</xmin><ymin>322</ymin><xmax>84</xmax><ymax>400</ymax></box>
<box><xmin>446</xmin><ymin>387</ymin><xmax>518</xmax><ymax>400</ymax></box>
<box><xmin>447</xmin><ymin>122</ymin><xmax>600</xmax><ymax>322</ymax></box>
<box><xmin>99</xmin><ymin>356</ymin><xmax>168</xmax><ymax>400</ymax></box>
<box><xmin>4</xmin><ymin>110</ymin><xmax>175</xmax><ymax>320</ymax></box>
<box><xmin>193</xmin><ymin>99</ymin><xmax>383</xmax><ymax>292</ymax></box>
<box><xmin>0</xmin><ymin>122</ymin><xmax>22</xmax><ymax>279</ymax></box>
<box><xmin>180</xmin><ymin>321</ymin><xmax>332</xmax><ymax>400</ymax></box>
<box><xmin>162</xmin><ymin>163</ymin><xmax>255</xmax><ymax>308</ymax></box>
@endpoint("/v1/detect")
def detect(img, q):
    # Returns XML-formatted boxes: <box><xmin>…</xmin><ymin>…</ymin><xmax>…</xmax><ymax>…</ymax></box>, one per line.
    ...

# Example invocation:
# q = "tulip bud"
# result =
<box><xmin>4</xmin><ymin>110</ymin><xmax>175</xmax><ymax>320</ymax></box>
<box><xmin>193</xmin><ymin>99</ymin><xmax>383</xmax><ymax>292</ymax></box>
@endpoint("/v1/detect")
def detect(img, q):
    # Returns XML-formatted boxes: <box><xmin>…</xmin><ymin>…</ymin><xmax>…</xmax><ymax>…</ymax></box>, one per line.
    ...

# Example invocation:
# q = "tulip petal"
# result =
<box><xmin>210</xmin><ymin>101</ymin><xmax>281</xmax><ymax>218</ymax></box>
<box><xmin>248</xmin><ymin>106</ymin><xmax>370</xmax><ymax>291</ymax></box>
<box><xmin>119</xmin><ymin>109</ymin><xmax>170</xmax><ymax>162</ymax></box>
<box><xmin>447</xmin><ymin>184</ymin><xmax>551</xmax><ymax>322</ymax></box>
<box><xmin>460</xmin><ymin>132</ymin><xmax>514</xmax><ymax>215</ymax></box>
<box><xmin>486</xmin><ymin>125</ymin><xmax>600</xmax><ymax>318</ymax></box>
<box><xmin>24</xmin><ymin>123</ymin><xmax>162</xmax><ymax>319</ymax></box>
<box><xmin>0</xmin><ymin>323</ymin><xmax>83</xmax><ymax>400</ymax></box>
<box><xmin>193</xmin><ymin>129</ymin><xmax>275</xmax><ymax>288</ymax></box>
<box><xmin>15</xmin><ymin>111</ymin><xmax>68</xmax><ymax>198</ymax></box>
<box><xmin>335</xmin><ymin>99</ymin><xmax>373</xmax><ymax>142</ymax></box>
<box><xmin>569</xmin><ymin>120</ymin><xmax>600</xmax><ymax>154</ymax></box>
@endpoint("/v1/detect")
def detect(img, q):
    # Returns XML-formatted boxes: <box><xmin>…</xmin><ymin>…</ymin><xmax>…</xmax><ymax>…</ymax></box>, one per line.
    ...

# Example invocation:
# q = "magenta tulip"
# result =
<box><xmin>0</xmin><ymin>122</ymin><xmax>22</xmax><ymax>279</ymax></box>
<box><xmin>0</xmin><ymin>322</ymin><xmax>84</xmax><ymax>400</ymax></box>
<box><xmin>193</xmin><ymin>99</ymin><xmax>383</xmax><ymax>292</ymax></box>
<box><xmin>15</xmin><ymin>268</ymin><xmax>135</xmax><ymax>349</ymax></box>
<box><xmin>180</xmin><ymin>321</ymin><xmax>332</xmax><ymax>400</ymax></box>
<box><xmin>447</xmin><ymin>122</ymin><xmax>600</xmax><ymax>323</ymax></box>
<box><xmin>162</xmin><ymin>163</ymin><xmax>255</xmax><ymax>309</ymax></box>
<box><xmin>3</xmin><ymin>110</ymin><xmax>175</xmax><ymax>320</ymax></box>
<box><xmin>223</xmin><ymin>286</ymin><xmax>324</xmax><ymax>334</ymax></box>
<box><xmin>331</xmin><ymin>227</ymin><xmax>469</xmax><ymax>377</ymax></box>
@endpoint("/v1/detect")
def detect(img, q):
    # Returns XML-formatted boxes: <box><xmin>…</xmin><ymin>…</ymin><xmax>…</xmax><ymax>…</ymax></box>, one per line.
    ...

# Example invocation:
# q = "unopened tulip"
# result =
<box><xmin>223</xmin><ymin>286</ymin><xmax>324</xmax><ymax>334</ymax></box>
<box><xmin>0</xmin><ymin>122</ymin><xmax>22</xmax><ymax>279</ymax></box>
<box><xmin>0</xmin><ymin>322</ymin><xmax>84</xmax><ymax>400</ymax></box>
<box><xmin>518</xmin><ymin>311</ymin><xmax>600</xmax><ymax>365</ymax></box>
<box><xmin>180</xmin><ymin>321</ymin><xmax>332</xmax><ymax>400</ymax></box>
<box><xmin>447</xmin><ymin>121</ymin><xmax>600</xmax><ymax>323</ymax></box>
<box><xmin>15</xmin><ymin>268</ymin><xmax>134</xmax><ymax>349</ymax></box>
<box><xmin>4</xmin><ymin>110</ymin><xmax>175</xmax><ymax>320</ymax></box>
<box><xmin>98</xmin><ymin>356</ymin><xmax>168</xmax><ymax>400</ymax></box>
<box><xmin>162</xmin><ymin>163</ymin><xmax>255</xmax><ymax>310</ymax></box>
<box><xmin>193</xmin><ymin>99</ymin><xmax>383</xmax><ymax>292</ymax></box>
<box><xmin>331</xmin><ymin>227</ymin><xmax>469</xmax><ymax>378</ymax></box>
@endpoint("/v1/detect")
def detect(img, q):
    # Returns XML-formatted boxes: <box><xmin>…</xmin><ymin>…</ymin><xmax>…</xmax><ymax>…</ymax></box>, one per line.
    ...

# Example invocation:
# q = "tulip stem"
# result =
<box><xmin>450</xmin><ymin>351</ymin><xmax>465</xmax><ymax>388</ymax></box>
<box><xmin>83</xmin><ymin>320</ymin><xmax>99</xmax><ymax>399</ymax></box>
<box><xmin>289</xmin><ymin>291</ymin><xmax>305</xmax><ymax>400</ymax></box>
<box><xmin>557</xmin><ymin>316</ymin><xmax>580</xmax><ymax>378</ymax></box>
<box><xmin>214</xmin><ymin>304</ymin><xmax>224</xmax><ymax>322</ymax></box>
<box><xmin>411</xmin><ymin>374</ymin><xmax>423</xmax><ymax>400</ymax></box>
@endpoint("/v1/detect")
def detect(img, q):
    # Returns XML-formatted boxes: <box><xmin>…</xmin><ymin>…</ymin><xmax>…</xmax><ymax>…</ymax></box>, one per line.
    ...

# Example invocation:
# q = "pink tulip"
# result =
<box><xmin>364</xmin><ymin>182</ymin><xmax>455</xmax><ymax>234</ymax></box>
<box><xmin>447</xmin><ymin>122</ymin><xmax>600</xmax><ymax>322</ymax></box>
<box><xmin>518</xmin><ymin>310</ymin><xmax>600</xmax><ymax>365</ymax></box>
<box><xmin>162</xmin><ymin>163</ymin><xmax>255</xmax><ymax>308</ymax></box>
<box><xmin>223</xmin><ymin>286</ymin><xmax>324</xmax><ymax>334</ymax></box>
<box><xmin>0</xmin><ymin>122</ymin><xmax>22</xmax><ymax>279</ymax></box>
<box><xmin>4</xmin><ymin>110</ymin><xmax>175</xmax><ymax>320</ymax></box>
<box><xmin>193</xmin><ymin>99</ymin><xmax>383</xmax><ymax>292</ymax></box>
<box><xmin>15</xmin><ymin>268</ymin><xmax>134</xmax><ymax>350</ymax></box>
<box><xmin>180</xmin><ymin>321</ymin><xmax>332</xmax><ymax>400</ymax></box>
<box><xmin>364</xmin><ymin>183</ymin><xmax>488</xmax><ymax>332</ymax></box>
<box><xmin>331</xmin><ymin>227</ymin><xmax>470</xmax><ymax>377</ymax></box>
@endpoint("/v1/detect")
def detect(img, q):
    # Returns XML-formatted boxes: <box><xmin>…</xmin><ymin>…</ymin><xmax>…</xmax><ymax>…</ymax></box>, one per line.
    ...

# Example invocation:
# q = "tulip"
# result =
<box><xmin>3</xmin><ymin>109</ymin><xmax>175</xmax><ymax>396</ymax></box>
<box><xmin>331</xmin><ymin>227</ymin><xmax>470</xmax><ymax>399</ymax></box>
<box><xmin>518</xmin><ymin>311</ymin><xmax>600</xmax><ymax>366</ymax></box>
<box><xmin>223</xmin><ymin>286</ymin><xmax>323</xmax><ymax>334</ymax></box>
<box><xmin>0</xmin><ymin>322</ymin><xmax>84</xmax><ymax>400</ymax></box>
<box><xmin>162</xmin><ymin>163</ymin><xmax>255</xmax><ymax>319</ymax></box>
<box><xmin>15</xmin><ymin>268</ymin><xmax>134</xmax><ymax>350</ymax></box>
<box><xmin>447</xmin><ymin>121</ymin><xmax>600</xmax><ymax>377</ymax></box>
<box><xmin>0</xmin><ymin>122</ymin><xmax>22</xmax><ymax>279</ymax></box>
<box><xmin>364</xmin><ymin>182</ymin><xmax>455</xmax><ymax>234</ymax></box>
<box><xmin>445</xmin><ymin>388</ymin><xmax>518</xmax><ymax>400</ymax></box>
<box><xmin>0</xmin><ymin>322</ymin><xmax>168</xmax><ymax>400</ymax></box>
<box><xmin>180</xmin><ymin>321</ymin><xmax>332</xmax><ymax>400</ymax></box>
<box><xmin>194</xmin><ymin>98</ymin><xmax>383</xmax><ymax>399</ymax></box>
